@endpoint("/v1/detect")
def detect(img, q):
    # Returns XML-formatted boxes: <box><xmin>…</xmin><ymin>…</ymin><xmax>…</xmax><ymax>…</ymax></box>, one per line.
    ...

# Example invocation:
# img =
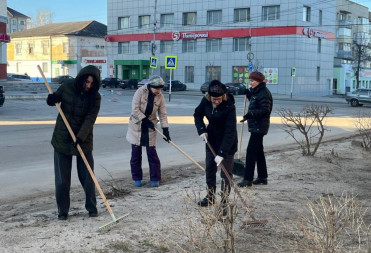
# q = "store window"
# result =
<box><xmin>232</xmin><ymin>66</ymin><xmax>249</xmax><ymax>84</ymax></box>
<box><xmin>234</xmin><ymin>8</ymin><xmax>250</xmax><ymax>22</ymax></box>
<box><xmin>139</xmin><ymin>15</ymin><xmax>150</xmax><ymax>28</ymax></box>
<box><xmin>182</xmin><ymin>40</ymin><xmax>197</xmax><ymax>53</ymax></box>
<box><xmin>118</xmin><ymin>42</ymin><xmax>130</xmax><ymax>54</ymax></box>
<box><xmin>319</xmin><ymin>10</ymin><xmax>322</xmax><ymax>25</ymax></box>
<box><xmin>160</xmin><ymin>13</ymin><xmax>174</xmax><ymax>28</ymax></box>
<box><xmin>28</xmin><ymin>43</ymin><xmax>34</xmax><ymax>54</ymax></box>
<box><xmin>233</xmin><ymin>37</ymin><xmax>250</xmax><ymax>51</ymax></box>
<box><xmin>118</xmin><ymin>17</ymin><xmax>130</xmax><ymax>29</ymax></box>
<box><xmin>316</xmin><ymin>67</ymin><xmax>320</xmax><ymax>81</ymax></box>
<box><xmin>317</xmin><ymin>38</ymin><xmax>321</xmax><ymax>53</ymax></box>
<box><xmin>207</xmin><ymin>10</ymin><xmax>222</xmax><ymax>25</ymax></box>
<box><xmin>206</xmin><ymin>39</ymin><xmax>222</xmax><ymax>52</ymax></box>
<box><xmin>185</xmin><ymin>66</ymin><xmax>194</xmax><ymax>83</ymax></box>
<box><xmin>262</xmin><ymin>5</ymin><xmax>280</xmax><ymax>21</ymax></box>
<box><xmin>138</xmin><ymin>41</ymin><xmax>151</xmax><ymax>54</ymax></box>
<box><xmin>205</xmin><ymin>66</ymin><xmax>221</xmax><ymax>81</ymax></box>
<box><xmin>303</xmin><ymin>6</ymin><xmax>311</xmax><ymax>22</ymax></box>
<box><xmin>160</xmin><ymin>40</ymin><xmax>173</xmax><ymax>53</ymax></box>
<box><xmin>183</xmin><ymin>12</ymin><xmax>197</xmax><ymax>26</ymax></box>
<box><xmin>42</xmin><ymin>62</ymin><xmax>48</xmax><ymax>73</ymax></box>
<box><xmin>63</xmin><ymin>42</ymin><xmax>68</xmax><ymax>53</ymax></box>
<box><xmin>16</xmin><ymin>43</ymin><xmax>22</xmax><ymax>54</ymax></box>
<box><xmin>42</xmin><ymin>41</ymin><xmax>49</xmax><ymax>55</ymax></box>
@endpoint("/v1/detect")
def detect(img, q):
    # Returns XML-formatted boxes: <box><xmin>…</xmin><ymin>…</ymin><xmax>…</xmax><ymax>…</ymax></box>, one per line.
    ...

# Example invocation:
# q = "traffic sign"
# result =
<box><xmin>248</xmin><ymin>62</ymin><xmax>254</xmax><ymax>72</ymax></box>
<box><xmin>150</xmin><ymin>56</ymin><xmax>158</xmax><ymax>69</ymax></box>
<box><xmin>165</xmin><ymin>55</ymin><xmax>177</xmax><ymax>69</ymax></box>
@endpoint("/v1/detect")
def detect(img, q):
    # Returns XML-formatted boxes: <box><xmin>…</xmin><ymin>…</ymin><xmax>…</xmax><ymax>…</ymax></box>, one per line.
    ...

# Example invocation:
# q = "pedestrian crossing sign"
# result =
<box><xmin>165</xmin><ymin>55</ymin><xmax>177</xmax><ymax>69</ymax></box>
<box><xmin>150</xmin><ymin>56</ymin><xmax>158</xmax><ymax>69</ymax></box>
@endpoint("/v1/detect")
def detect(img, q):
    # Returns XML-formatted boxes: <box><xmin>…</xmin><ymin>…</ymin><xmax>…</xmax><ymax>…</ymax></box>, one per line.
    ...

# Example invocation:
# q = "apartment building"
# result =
<box><xmin>106</xmin><ymin>0</ymin><xmax>336</xmax><ymax>96</ymax></box>
<box><xmin>333</xmin><ymin>0</ymin><xmax>371</xmax><ymax>94</ymax></box>
<box><xmin>7</xmin><ymin>20</ymin><xmax>107</xmax><ymax>80</ymax></box>
<box><xmin>7</xmin><ymin>7</ymin><xmax>30</xmax><ymax>33</ymax></box>
<box><xmin>0</xmin><ymin>0</ymin><xmax>9</xmax><ymax>79</ymax></box>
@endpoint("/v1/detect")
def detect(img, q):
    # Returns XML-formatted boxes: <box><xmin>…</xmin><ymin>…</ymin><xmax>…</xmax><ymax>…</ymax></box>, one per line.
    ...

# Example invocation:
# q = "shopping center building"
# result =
<box><xmin>106</xmin><ymin>0</ymin><xmax>336</xmax><ymax>96</ymax></box>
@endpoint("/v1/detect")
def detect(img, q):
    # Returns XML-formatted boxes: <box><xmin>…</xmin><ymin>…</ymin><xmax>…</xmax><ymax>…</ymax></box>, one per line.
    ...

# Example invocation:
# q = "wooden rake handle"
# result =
<box><xmin>155</xmin><ymin>127</ymin><xmax>205</xmax><ymax>171</ymax></box>
<box><xmin>238</xmin><ymin>93</ymin><xmax>248</xmax><ymax>159</ymax></box>
<box><xmin>206</xmin><ymin>141</ymin><xmax>257</xmax><ymax>221</ymax></box>
<box><xmin>37</xmin><ymin>65</ymin><xmax>117</xmax><ymax>222</ymax></box>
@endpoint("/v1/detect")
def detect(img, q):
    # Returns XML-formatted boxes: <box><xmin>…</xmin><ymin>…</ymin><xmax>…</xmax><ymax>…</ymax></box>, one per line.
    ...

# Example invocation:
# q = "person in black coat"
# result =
<box><xmin>237</xmin><ymin>71</ymin><xmax>273</xmax><ymax>187</ymax></box>
<box><xmin>194</xmin><ymin>80</ymin><xmax>238</xmax><ymax>207</ymax></box>
<box><xmin>46</xmin><ymin>65</ymin><xmax>101</xmax><ymax>220</ymax></box>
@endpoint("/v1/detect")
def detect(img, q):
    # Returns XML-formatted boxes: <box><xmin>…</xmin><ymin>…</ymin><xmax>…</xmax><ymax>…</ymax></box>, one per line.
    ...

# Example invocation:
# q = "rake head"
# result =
<box><xmin>97</xmin><ymin>213</ymin><xmax>130</xmax><ymax>231</ymax></box>
<box><xmin>242</xmin><ymin>219</ymin><xmax>268</xmax><ymax>228</ymax></box>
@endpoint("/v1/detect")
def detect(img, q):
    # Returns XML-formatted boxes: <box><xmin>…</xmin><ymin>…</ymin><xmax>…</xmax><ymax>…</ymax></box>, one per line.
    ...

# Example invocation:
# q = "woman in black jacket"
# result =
<box><xmin>194</xmin><ymin>80</ymin><xmax>238</xmax><ymax>207</ymax></box>
<box><xmin>238</xmin><ymin>71</ymin><xmax>273</xmax><ymax>187</ymax></box>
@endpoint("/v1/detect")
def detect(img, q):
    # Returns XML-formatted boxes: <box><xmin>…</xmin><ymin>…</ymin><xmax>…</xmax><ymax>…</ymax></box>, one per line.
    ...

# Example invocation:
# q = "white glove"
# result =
<box><xmin>199</xmin><ymin>133</ymin><xmax>208</xmax><ymax>143</ymax></box>
<box><xmin>214</xmin><ymin>155</ymin><xmax>224</xmax><ymax>166</ymax></box>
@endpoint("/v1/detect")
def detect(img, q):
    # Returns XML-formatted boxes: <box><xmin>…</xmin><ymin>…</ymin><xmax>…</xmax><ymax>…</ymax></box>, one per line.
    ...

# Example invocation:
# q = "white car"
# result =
<box><xmin>137</xmin><ymin>79</ymin><xmax>150</xmax><ymax>88</ymax></box>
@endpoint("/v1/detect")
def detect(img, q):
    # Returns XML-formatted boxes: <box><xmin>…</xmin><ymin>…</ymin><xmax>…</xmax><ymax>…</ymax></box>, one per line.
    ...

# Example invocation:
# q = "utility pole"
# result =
<box><xmin>151</xmin><ymin>0</ymin><xmax>157</xmax><ymax>75</ymax></box>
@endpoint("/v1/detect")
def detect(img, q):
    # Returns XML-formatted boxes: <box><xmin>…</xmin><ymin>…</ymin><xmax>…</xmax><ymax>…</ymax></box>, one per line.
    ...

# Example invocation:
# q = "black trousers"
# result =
<box><xmin>205</xmin><ymin>146</ymin><xmax>234</xmax><ymax>195</ymax></box>
<box><xmin>244</xmin><ymin>133</ymin><xmax>267</xmax><ymax>181</ymax></box>
<box><xmin>54</xmin><ymin>151</ymin><xmax>97</xmax><ymax>216</ymax></box>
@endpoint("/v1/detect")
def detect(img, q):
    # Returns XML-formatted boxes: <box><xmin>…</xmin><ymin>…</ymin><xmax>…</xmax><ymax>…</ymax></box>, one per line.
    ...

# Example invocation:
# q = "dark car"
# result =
<box><xmin>225</xmin><ymin>82</ymin><xmax>247</xmax><ymax>95</ymax></box>
<box><xmin>51</xmin><ymin>75</ymin><xmax>74</xmax><ymax>84</ymax></box>
<box><xmin>102</xmin><ymin>77</ymin><xmax>123</xmax><ymax>88</ymax></box>
<box><xmin>200</xmin><ymin>81</ymin><xmax>211</xmax><ymax>94</ymax></box>
<box><xmin>0</xmin><ymin>85</ymin><xmax>5</xmax><ymax>107</ymax></box>
<box><xmin>345</xmin><ymin>88</ymin><xmax>371</xmax><ymax>107</ymax></box>
<box><xmin>163</xmin><ymin>80</ymin><xmax>187</xmax><ymax>91</ymax></box>
<box><xmin>120</xmin><ymin>79</ymin><xmax>138</xmax><ymax>89</ymax></box>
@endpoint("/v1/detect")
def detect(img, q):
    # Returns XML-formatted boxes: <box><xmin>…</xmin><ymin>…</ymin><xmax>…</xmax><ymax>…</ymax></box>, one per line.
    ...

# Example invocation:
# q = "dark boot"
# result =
<box><xmin>253</xmin><ymin>178</ymin><xmax>268</xmax><ymax>185</ymax></box>
<box><xmin>197</xmin><ymin>193</ymin><xmax>215</xmax><ymax>207</ymax></box>
<box><xmin>237</xmin><ymin>179</ymin><xmax>252</xmax><ymax>187</ymax></box>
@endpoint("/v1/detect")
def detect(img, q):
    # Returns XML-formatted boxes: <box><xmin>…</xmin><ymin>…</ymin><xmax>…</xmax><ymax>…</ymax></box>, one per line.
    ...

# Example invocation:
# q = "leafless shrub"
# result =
<box><xmin>99</xmin><ymin>166</ymin><xmax>131</xmax><ymax>199</ymax></box>
<box><xmin>156</xmin><ymin>190</ymin><xmax>240</xmax><ymax>253</ymax></box>
<box><xmin>277</xmin><ymin>104</ymin><xmax>333</xmax><ymax>156</ymax></box>
<box><xmin>281</xmin><ymin>191</ymin><xmax>370</xmax><ymax>252</ymax></box>
<box><xmin>355</xmin><ymin>110</ymin><xmax>371</xmax><ymax>150</ymax></box>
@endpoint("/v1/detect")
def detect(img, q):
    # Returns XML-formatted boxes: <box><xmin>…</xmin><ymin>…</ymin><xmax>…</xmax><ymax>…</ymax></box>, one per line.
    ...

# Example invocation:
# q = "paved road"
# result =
<box><xmin>0</xmin><ymin>86</ymin><xmax>364</xmax><ymax>203</ymax></box>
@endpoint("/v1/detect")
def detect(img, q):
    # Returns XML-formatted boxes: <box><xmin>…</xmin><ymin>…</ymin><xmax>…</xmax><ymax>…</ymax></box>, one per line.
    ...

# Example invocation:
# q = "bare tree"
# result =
<box><xmin>352</xmin><ymin>38</ymin><xmax>371</xmax><ymax>89</ymax></box>
<box><xmin>277</xmin><ymin>104</ymin><xmax>333</xmax><ymax>156</ymax></box>
<box><xmin>355</xmin><ymin>110</ymin><xmax>371</xmax><ymax>150</ymax></box>
<box><xmin>34</xmin><ymin>9</ymin><xmax>53</xmax><ymax>27</ymax></box>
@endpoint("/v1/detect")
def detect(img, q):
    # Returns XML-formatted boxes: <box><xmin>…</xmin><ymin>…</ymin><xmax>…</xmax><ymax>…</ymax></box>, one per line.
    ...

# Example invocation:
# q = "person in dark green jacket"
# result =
<box><xmin>46</xmin><ymin>65</ymin><xmax>101</xmax><ymax>220</ymax></box>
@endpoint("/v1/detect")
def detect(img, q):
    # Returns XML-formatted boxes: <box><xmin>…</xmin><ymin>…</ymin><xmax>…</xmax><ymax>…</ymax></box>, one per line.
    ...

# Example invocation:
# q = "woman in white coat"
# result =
<box><xmin>126</xmin><ymin>76</ymin><xmax>171</xmax><ymax>187</ymax></box>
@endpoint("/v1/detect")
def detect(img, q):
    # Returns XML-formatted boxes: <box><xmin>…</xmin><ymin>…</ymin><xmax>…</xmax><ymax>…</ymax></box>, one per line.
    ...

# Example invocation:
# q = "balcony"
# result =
<box><xmin>338</xmin><ymin>19</ymin><xmax>352</xmax><ymax>28</ymax></box>
<box><xmin>337</xmin><ymin>50</ymin><xmax>353</xmax><ymax>60</ymax></box>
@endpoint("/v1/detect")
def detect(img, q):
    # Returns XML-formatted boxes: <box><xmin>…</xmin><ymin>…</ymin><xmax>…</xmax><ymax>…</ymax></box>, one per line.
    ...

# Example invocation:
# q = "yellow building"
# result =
<box><xmin>7</xmin><ymin>20</ymin><xmax>107</xmax><ymax>81</ymax></box>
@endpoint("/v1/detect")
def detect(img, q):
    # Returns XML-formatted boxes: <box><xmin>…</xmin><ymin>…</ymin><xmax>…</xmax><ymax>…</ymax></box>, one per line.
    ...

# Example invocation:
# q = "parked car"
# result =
<box><xmin>137</xmin><ymin>79</ymin><xmax>150</xmax><ymax>88</ymax></box>
<box><xmin>7</xmin><ymin>73</ymin><xmax>32</xmax><ymax>82</ymax></box>
<box><xmin>163</xmin><ymin>80</ymin><xmax>187</xmax><ymax>91</ymax></box>
<box><xmin>0</xmin><ymin>85</ymin><xmax>5</xmax><ymax>107</ymax></box>
<box><xmin>120</xmin><ymin>79</ymin><xmax>138</xmax><ymax>89</ymax></box>
<box><xmin>345</xmin><ymin>88</ymin><xmax>371</xmax><ymax>107</ymax></box>
<box><xmin>51</xmin><ymin>75</ymin><xmax>74</xmax><ymax>84</ymax></box>
<box><xmin>102</xmin><ymin>77</ymin><xmax>123</xmax><ymax>88</ymax></box>
<box><xmin>200</xmin><ymin>81</ymin><xmax>211</xmax><ymax>94</ymax></box>
<box><xmin>225</xmin><ymin>82</ymin><xmax>247</xmax><ymax>95</ymax></box>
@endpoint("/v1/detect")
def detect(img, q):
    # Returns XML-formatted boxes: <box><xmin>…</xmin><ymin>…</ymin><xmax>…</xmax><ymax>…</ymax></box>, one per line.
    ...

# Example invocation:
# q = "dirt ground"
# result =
<box><xmin>0</xmin><ymin>134</ymin><xmax>370</xmax><ymax>253</ymax></box>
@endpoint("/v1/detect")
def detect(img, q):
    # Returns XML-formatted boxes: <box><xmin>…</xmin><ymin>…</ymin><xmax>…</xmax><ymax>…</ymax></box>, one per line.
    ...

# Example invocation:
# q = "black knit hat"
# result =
<box><xmin>208</xmin><ymin>80</ymin><xmax>226</xmax><ymax>97</ymax></box>
<box><xmin>249</xmin><ymin>71</ymin><xmax>265</xmax><ymax>83</ymax></box>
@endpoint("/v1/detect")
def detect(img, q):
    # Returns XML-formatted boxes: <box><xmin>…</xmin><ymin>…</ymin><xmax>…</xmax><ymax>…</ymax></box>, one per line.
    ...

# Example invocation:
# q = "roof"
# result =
<box><xmin>10</xmin><ymin>20</ymin><xmax>107</xmax><ymax>38</ymax></box>
<box><xmin>7</xmin><ymin>7</ymin><xmax>30</xmax><ymax>19</ymax></box>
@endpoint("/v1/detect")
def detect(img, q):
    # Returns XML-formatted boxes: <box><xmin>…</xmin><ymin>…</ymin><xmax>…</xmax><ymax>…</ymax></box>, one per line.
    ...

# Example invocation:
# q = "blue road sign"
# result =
<box><xmin>248</xmin><ymin>62</ymin><xmax>253</xmax><ymax>72</ymax></box>
<box><xmin>165</xmin><ymin>56</ymin><xmax>177</xmax><ymax>69</ymax></box>
<box><xmin>150</xmin><ymin>57</ymin><xmax>158</xmax><ymax>69</ymax></box>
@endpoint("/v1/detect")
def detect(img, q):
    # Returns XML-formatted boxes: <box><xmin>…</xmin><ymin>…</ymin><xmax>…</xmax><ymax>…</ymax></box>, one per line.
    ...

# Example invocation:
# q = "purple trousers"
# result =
<box><xmin>130</xmin><ymin>144</ymin><xmax>161</xmax><ymax>181</ymax></box>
